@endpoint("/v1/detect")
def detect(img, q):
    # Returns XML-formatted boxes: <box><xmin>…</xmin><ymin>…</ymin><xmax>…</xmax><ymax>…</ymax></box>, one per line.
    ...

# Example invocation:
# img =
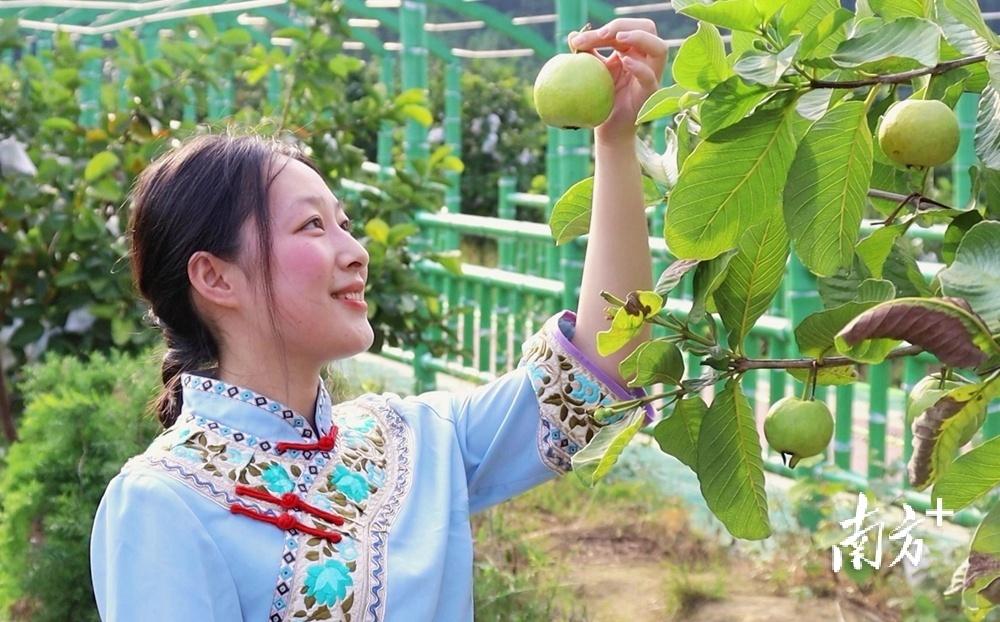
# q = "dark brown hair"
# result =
<box><xmin>128</xmin><ymin>131</ymin><xmax>320</xmax><ymax>428</ymax></box>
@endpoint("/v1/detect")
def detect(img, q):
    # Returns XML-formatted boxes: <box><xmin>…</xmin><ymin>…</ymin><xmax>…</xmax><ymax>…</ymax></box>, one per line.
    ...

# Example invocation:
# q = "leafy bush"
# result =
<box><xmin>0</xmin><ymin>345</ymin><xmax>163</xmax><ymax>621</ymax></box>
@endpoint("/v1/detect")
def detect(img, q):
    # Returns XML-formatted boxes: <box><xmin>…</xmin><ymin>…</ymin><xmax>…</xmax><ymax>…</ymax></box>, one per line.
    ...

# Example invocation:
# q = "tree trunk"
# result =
<box><xmin>0</xmin><ymin>353</ymin><xmax>17</xmax><ymax>444</ymax></box>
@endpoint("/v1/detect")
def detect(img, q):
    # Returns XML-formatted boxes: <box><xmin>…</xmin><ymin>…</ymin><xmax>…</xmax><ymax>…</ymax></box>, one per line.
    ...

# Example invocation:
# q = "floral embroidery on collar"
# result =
<box><xmin>180</xmin><ymin>372</ymin><xmax>332</xmax><ymax>441</ymax></box>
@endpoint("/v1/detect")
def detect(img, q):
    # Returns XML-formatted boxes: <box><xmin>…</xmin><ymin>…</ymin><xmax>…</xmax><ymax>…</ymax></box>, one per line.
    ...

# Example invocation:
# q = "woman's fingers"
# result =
<box><xmin>615</xmin><ymin>30</ymin><xmax>669</xmax><ymax>75</ymax></box>
<box><xmin>622</xmin><ymin>54</ymin><xmax>658</xmax><ymax>92</ymax></box>
<box><xmin>570</xmin><ymin>18</ymin><xmax>658</xmax><ymax>50</ymax></box>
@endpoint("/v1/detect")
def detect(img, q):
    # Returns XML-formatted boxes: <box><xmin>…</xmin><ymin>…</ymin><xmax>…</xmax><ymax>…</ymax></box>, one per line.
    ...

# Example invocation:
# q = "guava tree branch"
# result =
<box><xmin>731</xmin><ymin>345</ymin><xmax>924</xmax><ymax>372</ymax></box>
<box><xmin>867</xmin><ymin>188</ymin><xmax>952</xmax><ymax>211</ymax></box>
<box><xmin>809</xmin><ymin>55</ymin><xmax>986</xmax><ymax>89</ymax></box>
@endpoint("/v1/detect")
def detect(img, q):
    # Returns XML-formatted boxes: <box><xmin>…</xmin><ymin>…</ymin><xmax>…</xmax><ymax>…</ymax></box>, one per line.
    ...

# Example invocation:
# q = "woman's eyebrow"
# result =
<box><xmin>288</xmin><ymin>194</ymin><xmax>345</xmax><ymax>219</ymax></box>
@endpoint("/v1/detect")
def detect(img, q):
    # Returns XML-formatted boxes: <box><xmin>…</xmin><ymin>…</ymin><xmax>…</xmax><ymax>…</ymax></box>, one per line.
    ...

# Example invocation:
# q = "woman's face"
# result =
<box><xmin>243</xmin><ymin>157</ymin><xmax>373</xmax><ymax>364</ymax></box>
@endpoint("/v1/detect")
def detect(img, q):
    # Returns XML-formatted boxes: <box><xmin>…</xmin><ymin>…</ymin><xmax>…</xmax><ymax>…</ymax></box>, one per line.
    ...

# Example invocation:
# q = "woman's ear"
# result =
<box><xmin>188</xmin><ymin>250</ymin><xmax>243</xmax><ymax>311</ymax></box>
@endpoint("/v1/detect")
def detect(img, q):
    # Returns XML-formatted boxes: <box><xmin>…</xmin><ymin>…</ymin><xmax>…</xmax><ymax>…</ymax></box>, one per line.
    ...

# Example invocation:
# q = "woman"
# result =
<box><xmin>90</xmin><ymin>18</ymin><xmax>668</xmax><ymax>621</ymax></box>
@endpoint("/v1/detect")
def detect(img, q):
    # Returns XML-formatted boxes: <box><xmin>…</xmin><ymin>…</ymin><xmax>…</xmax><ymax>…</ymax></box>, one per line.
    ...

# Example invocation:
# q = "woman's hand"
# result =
<box><xmin>568</xmin><ymin>19</ymin><xmax>669</xmax><ymax>146</ymax></box>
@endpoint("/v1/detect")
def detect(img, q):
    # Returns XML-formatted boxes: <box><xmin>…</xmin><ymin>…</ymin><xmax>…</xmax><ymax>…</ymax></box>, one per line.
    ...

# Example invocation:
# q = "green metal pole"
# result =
<box><xmin>377</xmin><ymin>53</ymin><xmax>397</xmax><ymax>181</ymax></box>
<box><xmin>498</xmin><ymin>176</ymin><xmax>516</xmax><ymax>270</ymax></box>
<box><xmin>444</xmin><ymin>60</ymin><xmax>462</xmax><ymax>250</ymax></box>
<box><xmin>400</xmin><ymin>0</ymin><xmax>433</xmax><ymax>393</ymax></box>
<box><xmin>868</xmin><ymin>362</ymin><xmax>890</xmax><ymax>480</ymax></box>
<box><xmin>79</xmin><ymin>35</ymin><xmax>102</xmax><ymax>126</ymax></box>
<box><xmin>545</xmin><ymin>125</ymin><xmax>561</xmax><ymax>280</ymax></box>
<box><xmin>952</xmin><ymin>92</ymin><xmax>977</xmax><ymax>208</ymax></box>
<box><xmin>555</xmin><ymin>0</ymin><xmax>589</xmax><ymax>312</ymax></box>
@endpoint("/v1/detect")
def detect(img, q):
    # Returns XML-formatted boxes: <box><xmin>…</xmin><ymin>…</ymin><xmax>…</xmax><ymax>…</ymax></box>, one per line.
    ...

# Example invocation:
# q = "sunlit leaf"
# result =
<box><xmin>939</xmin><ymin>220</ymin><xmax>1000</xmax><ymax>333</ymax></box>
<box><xmin>653</xmin><ymin>396</ymin><xmax>707</xmax><ymax>471</ymax></box>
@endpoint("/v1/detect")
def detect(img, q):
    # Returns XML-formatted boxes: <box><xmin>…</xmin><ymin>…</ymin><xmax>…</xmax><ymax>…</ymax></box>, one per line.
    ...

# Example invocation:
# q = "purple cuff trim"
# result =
<box><xmin>553</xmin><ymin>309</ymin><xmax>656</xmax><ymax>425</ymax></box>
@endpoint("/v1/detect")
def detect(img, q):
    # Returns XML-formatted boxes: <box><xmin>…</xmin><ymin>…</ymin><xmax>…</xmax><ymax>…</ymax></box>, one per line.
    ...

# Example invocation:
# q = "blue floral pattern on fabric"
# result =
<box><xmin>569</xmin><ymin>375</ymin><xmax>601</xmax><ymax>404</ymax></box>
<box><xmin>341</xmin><ymin>412</ymin><xmax>376</xmax><ymax>433</ymax></box>
<box><xmin>366</xmin><ymin>463</ymin><xmax>385</xmax><ymax>489</ymax></box>
<box><xmin>262</xmin><ymin>464</ymin><xmax>295</xmax><ymax>494</ymax></box>
<box><xmin>170</xmin><ymin>445</ymin><xmax>201</xmax><ymax>462</ymax></box>
<box><xmin>336</xmin><ymin>536</ymin><xmax>359</xmax><ymax>562</ymax></box>
<box><xmin>304</xmin><ymin>560</ymin><xmax>352</xmax><ymax>606</ymax></box>
<box><xmin>330</xmin><ymin>464</ymin><xmax>369</xmax><ymax>503</ymax></box>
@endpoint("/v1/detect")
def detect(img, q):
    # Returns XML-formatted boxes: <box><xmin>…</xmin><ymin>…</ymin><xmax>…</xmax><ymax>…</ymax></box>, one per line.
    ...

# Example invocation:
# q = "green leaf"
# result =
<box><xmin>975</xmin><ymin>55</ymin><xmax>1000</xmax><ymax>170</ymax></box>
<box><xmin>834</xmin><ymin>297</ymin><xmax>1000</xmax><ymax>365</ymax></box>
<box><xmin>653</xmin><ymin>396</ymin><xmax>707</xmax><ymax>471</ymax></box>
<box><xmin>939</xmin><ymin>221</ymin><xmax>1000</xmax><ymax>333</ymax></box>
<box><xmin>696</xmin><ymin>380</ymin><xmax>771</xmax><ymax>540</ymax></box>
<box><xmin>784</xmin><ymin>101</ymin><xmax>873</xmax><ymax>278</ymax></box>
<box><xmin>941</xmin><ymin>209</ymin><xmax>984</xmax><ymax>264</ymax></box>
<box><xmin>829</xmin><ymin>18</ymin><xmax>941</xmax><ymax>73</ymax></box>
<box><xmin>328</xmin><ymin>55</ymin><xmax>364</xmax><ymax>79</ymax></box>
<box><xmin>618</xmin><ymin>339</ymin><xmax>685</xmax><ymax>388</ymax></box>
<box><xmin>549</xmin><ymin>176</ymin><xmax>593</xmax><ymax>245</ymax></box>
<box><xmin>797</xmin><ymin>8</ymin><xmax>853</xmax><ymax>60</ymax></box>
<box><xmin>665</xmin><ymin>101</ymin><xmax>806</xmax><ymax>260</ymax></box>
<box><xmin>795</xmin><ymin>279</ymin><xmax>896</xmax><ymax>357</ymax></box>
<box><xmin>931</xmin><ymin>433</ymin><xmax>1000</xmax><ymax>511</ymax></box>
<box><xmin>856</xmin><ymin>223</ymin><xmax>907</xmax><ymax>279</ymax></box>
<box><xmin>672</xmin><ymin>23</ymin><xmax>732</xmax><ymax>93</ymax></box>
<box><xmin>940</xmin><ymin>0</ymin><xmax>1000</xmax><ymax>49</ymax></box>
<box><xmin>401</xmin><ymin>104</ymin><xmax>432</xmax><ymax>128</ymax></box>
<box><xmin>83</xmin><ymin>151</ymin><xmax>120</xmax><ymax>182</ymax></box>
<box><xmin>910</xmin><ymin>374</ymin><xmax>1000</xmax><ymax>490</ymax></box>
<box><xmin>733</xmin><ymin>37</ymin><xmax>801</xmax><ymax>87</ymax></box>
<box><xmin>689</xmin><ymin>249</ymin><xmax>738</xmax><ymax>324</ymax></box>
<box><xmin>597</xmin><ymin>292</ymin><xmax>664</xmax><ymax>356</ymax></box>
<box><xmin>699</xmin><ymin>77</ymin><xmax>771</xmax><ymax>137</ymax></box>
<box><xmin>883</xmin><ymin>239</ymin><xmax>932</xmax><ymax>297</ymax></box>
<box><xmin>387</xmin><ymin>222</ymin><xmax>420</xmax><ymax>246</ymax></box>
<box><xmin>41</xmin><ymin>117</ymin><xmax>78</xmax><ymax>132</ymax></box>
<box><xmin>654</xmin><ymin>258</ymin><xmax>700</xmax><ymax>298</ymax></box>
<box><xmin>963</xmin><ymin>502</ymin><xmax>1000</xmax><ymax>610</ymax></box>
<box><xmin>364</xmin><ymin>218</ymin><xmax>389</xmax><ymax>245</ymax></box>
<box><xmin>871</xmin><ymin>0</ymin><xmax>927</xmax><ymax>18</ymax></box>
<box><xmin>782</xmin><ymin>0</ymin><xmax>838</xmax><ymax>40</ymax></box>
<box><xmin>636</xmin><ymin>85</ymin><xmax>687</xmax><ymax>125</ymax></box>
<box><xmin>426</xmin><ymin>250</ymin><xmax>463</xmax><ymax>276</ymax></box>
<box><xmin>972</xmin><ymin>165</ymin><xmax>1000</xmax><ymax>220</ymax></box>
<box><xmin>219</xmin><ymin>28</ymin><xmax>252</xmax><ymax>46</ymax></box>
<box><xmin>933</xmin><ymin>0</ymin><xmax>994</xmax><ymax>55</ymax></box>
<box><xmin>9</xmin><ymin>321</ymin><xmax>44</xmax><ymax>349</ymax></box>
<box><xmin>572</xmin><ymin>409</ymin><xmax>647</xmax><ymax>486</ymax></box>
<box><xmin>672</xmin><ymin>0</ymin><xmax>763</xmax><ymax>32</ymax></box>
<box><xmin>715</xmin><ymin>219</ymin><xmax>789</xmax><ymax>348</ymax></box>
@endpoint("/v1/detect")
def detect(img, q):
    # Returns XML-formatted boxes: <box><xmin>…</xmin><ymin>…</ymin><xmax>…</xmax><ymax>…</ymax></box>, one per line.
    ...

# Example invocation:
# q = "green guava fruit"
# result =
<box><xmin>907</xmin><ymin>374</ymin><xmax>984</xmax><ymax>446</ymax></box>
<box><xmin>877</xmin><ymin>99</ymin><xmax>960</xmax><ymax>168</ymax></box>
<box><xmin>532</xmin><ymin>52</ymin><xmax>614</xmax><ymax>130</ymax></box>
<box><xmin>763</xmin><ymin>396</ymin><xmax>834</xmax><ymax>468</ymax></box>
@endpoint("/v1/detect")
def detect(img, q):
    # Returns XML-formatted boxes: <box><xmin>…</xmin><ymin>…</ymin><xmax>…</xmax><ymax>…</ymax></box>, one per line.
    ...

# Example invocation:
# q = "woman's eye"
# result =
<box><xmin>305</xmin><ymin>217</ymin><xmax>324</xmax><ymax>230</ymax></box>
<box><xmin>340</xmin><ymin>220</ymin><xmax>352</xmax><ymax>232</ymax></box>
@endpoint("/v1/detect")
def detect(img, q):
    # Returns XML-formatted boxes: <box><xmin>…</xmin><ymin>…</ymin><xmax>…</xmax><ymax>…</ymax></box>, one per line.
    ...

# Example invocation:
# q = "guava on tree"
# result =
<box><xmin>907</xmin><ymin>373</ymin><xmax>983</xmax><ymax>447</ymax></box>
<box><xmin>877</xmin><ymin>99</ymin><xmax>960</xmax><ymax>168</ymax></box>
<box><xmin>763</xmin><ymin>396</ymin><xmax>835</xmax><ymax>468</ymax></box>
<box><xmin>532</xmin><ymin>52</ymin><xmax>614</xmax><ymax>130</ymax></box>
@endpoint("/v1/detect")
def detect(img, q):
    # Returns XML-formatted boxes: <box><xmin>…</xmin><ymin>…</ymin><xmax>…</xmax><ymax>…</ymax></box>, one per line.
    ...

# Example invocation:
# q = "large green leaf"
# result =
<box><xmin>636</xmin><ymin>84</ymin><xmax>688</xmax><ymax>125</ymax></box>
<box><xmin>671</xmin><ymin>0</ymin><xmax>763</xmax><ymax>32</ymax></box>
<box><xmin>784</xmin><ymin>100</ymin><xmax>873</xmax><ymax>277</ymax></box>
<box><xmin>872</xmin><ymin>0</ymin><xmax>927</xmax><ymax>18</ymax></box>
<box><xmin>975</xmin><ymin>55</ymin><xmax>1000</xmax><ymax>170</ymax></box>
<box><xmin>549</xmin><ymin>176</ymin><xmax>593</xmax><ymax>245</ymax></box>
<box><xmin>942</xmin><ymin>209</ymin><xmax>985</xmax><ymax>264</ymax></box>
<box><xmin>699</xmin><ymin>76</ymin><xmax>771</xmax><ymax>137</ymax></box>
<box><xmin>856</xmin><ymin>223</ymin><xmax>907</xmax><ymax>279</ymax></box>
<box><xmin>653</xmin><ymin>396</ymin><xmax>707</xmax><ymax>471</ymax></box>
<box><xmin>828</xmin><ymin>18</ymin><xmax>941</xmax><ymax>73</ymax></box>
<box><xmin>665</xmin><ymin>101</ymin><xmax>806</xmax><ymax>260</ymax></box>
<box><xmin>883</xmin><ymin>239</ymin><xmax>932</xmax><ymax>297</ymax></box>
<box><xmin>834</xmin><ymin>297</ymin><xmax>1000</xmax><ymax>365</ymax></box>
<box><xmin>733</xmin><ymin>38</ymin><xmax>801</xmax><ymax>87</ymax></box>
<box><xmin>796</xmin><ymin>8</ymin><xmax>854</xmax><ymax>61</ymax></box>
<box><xmin>689</xmin><ymin>249</ymin><xmax>738</xmax><ymax>324</ymax></box>
<box><xmin>618</xmin><ymin>339</ymin><xmax>685</xmax><ymax>388</ymax></box>
<box><xmin>909</xmin><ymin>373</ymin><xmax>1000</xmax><ymax>490</ymax></box>
<box><xmin>940</xmin><ymin>0</ymin><xmax>1000</xmax><ymax>48</ymax></box>
<box><xmin>963</xmin><ymin>502</ymin><xmax>1000</xmax><ymax>610</ymax></box>
<box><xmin>715</xmin><ymin>219</ymin><xmax>790</xmax><ymax>349</ymax></box>
<box><xmin>572</xmin><ymin>409</ymin><xmax>647</xmax><ymax>486</ymax></box>
<box><xmin>933</xmin><ymin>0</ymin><xmax>994</xmax><ymax>55</ymax></box>
<box><xmin>672</xmin><ymin>23</ymin><xmax>732</xmax><ymax>93</ymax></box>
<box><xmin>696</xmin><ymin>380</ymin><xmax>771</xmax><ymax>540</ymax></box>
<box><xmin>818</xmin><ymin>255</ymin><xmax>870</xmax><ymax>309</ymax></box>
<box><xmin>972</xmin><ymin>165</ymin><xmax>1000</xmax><ymax>220</ymax></box>
<box><xmin>795</xmin><ymin>279</ymin><xmax>896</xmax><ymax>357</ymax></box>
<box><xmin>780</xmin><ymin>0</ymin><xmax>837</xmax><ymax>39</ymax></box>
<box><xmin>932</xmin><ymin>433</ymin><xmax>1000</xmax><ymax>511</ymax></box>
<box><xmin>939</xmin><ymin>221</ymin><xmax>1000</xmax><ymax>333</ymax></box>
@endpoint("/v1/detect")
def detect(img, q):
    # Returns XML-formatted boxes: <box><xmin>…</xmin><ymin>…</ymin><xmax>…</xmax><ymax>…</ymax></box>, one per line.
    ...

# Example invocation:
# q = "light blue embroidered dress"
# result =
<box><xmin>90</xmin><ymin>310</ymin><xmax>653</xmax><ymax>621</ymax></box>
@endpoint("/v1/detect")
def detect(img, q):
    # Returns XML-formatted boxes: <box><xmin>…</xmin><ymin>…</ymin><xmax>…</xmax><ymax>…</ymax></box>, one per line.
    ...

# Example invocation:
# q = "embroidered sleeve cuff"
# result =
<box><xmin>516</xmin><ymin>309</ymin><xmax>655</xmax><ymax>474</ymax></box>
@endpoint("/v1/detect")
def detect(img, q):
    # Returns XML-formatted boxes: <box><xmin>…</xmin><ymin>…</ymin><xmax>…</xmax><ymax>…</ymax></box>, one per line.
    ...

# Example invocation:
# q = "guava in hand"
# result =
<box><xmin>763</xmin><ymin>396</ymin><xmax>834</xmax><ymax>468</ymax></box>
<box><xmin>877</xmin><ymin>99</ymin><xmax>960</xmax><ymax>168</ymax></box>
<box><xmin>533</xmin><ymin>52</ymin><xmax>614</xmax><ymax>130</ymax></box>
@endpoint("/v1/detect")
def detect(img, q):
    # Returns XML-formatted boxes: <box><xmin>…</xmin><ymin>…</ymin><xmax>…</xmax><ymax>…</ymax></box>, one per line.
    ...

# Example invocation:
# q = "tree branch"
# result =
<box><xmin>809</xmin><ymin>55</ymin><xmax>986</xmax><ymax>89</ymax></box>
<box><xmin>867</xmin><ymin>188</ymin><xmax>953</xmax><ymax>211</ymax></box>
<box><xmin>731</xmin><ymin>345</ymin><xmax>924</xmax><ymax>372</ymax></box>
